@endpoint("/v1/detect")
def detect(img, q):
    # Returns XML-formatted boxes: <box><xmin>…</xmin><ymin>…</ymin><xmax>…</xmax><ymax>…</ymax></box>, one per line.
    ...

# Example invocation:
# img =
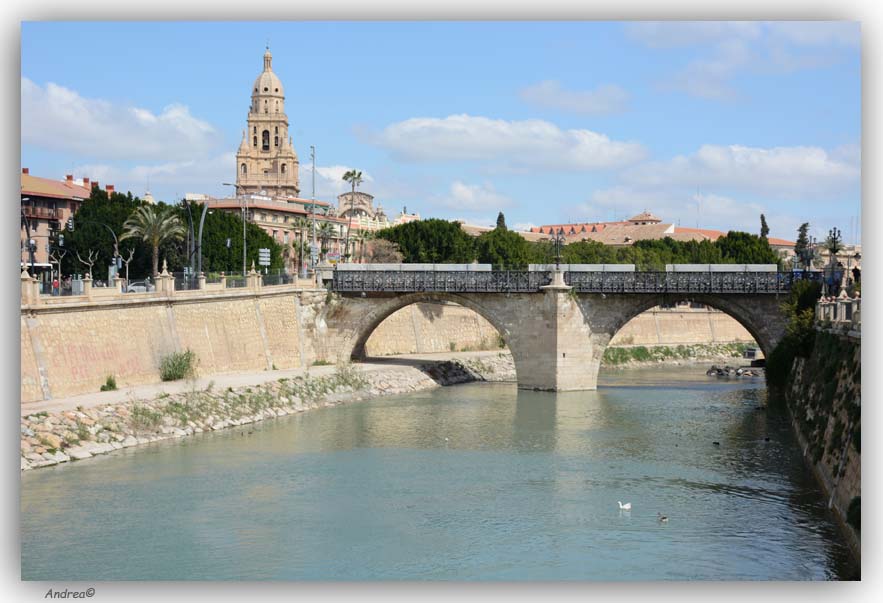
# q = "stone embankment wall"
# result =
<box><xmin>21</xmin><ymin>354</ymin><xmax>514</xmax><ymax>471</ymax></box>
<box><xmin>21</xmin><ymin>287</ymin><xmax>329</xmax><ymax>403</ymax></box>
<box><xmin>365</xmin><ymin>302</ymin><xmax>754</xmax><ymax>356</ymax></box>
<box><xmin>784</xmin><ymin>331</ymin><xmax>861</xmax><ymax>555</ymax></box>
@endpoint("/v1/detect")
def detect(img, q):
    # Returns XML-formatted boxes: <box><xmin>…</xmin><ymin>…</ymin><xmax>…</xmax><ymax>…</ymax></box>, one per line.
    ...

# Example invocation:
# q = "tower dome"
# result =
<box><xmin>252</xmin><ymin>48</ymin><xmax>284</xmax><ymax>99</ymax></box>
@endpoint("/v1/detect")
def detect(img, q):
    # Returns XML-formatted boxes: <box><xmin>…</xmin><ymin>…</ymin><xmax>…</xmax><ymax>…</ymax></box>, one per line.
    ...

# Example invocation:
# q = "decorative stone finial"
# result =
<box><xmin>161</xmin><ymin>259</ymin><xmax>169</xmax><ymax>276</ymax></box>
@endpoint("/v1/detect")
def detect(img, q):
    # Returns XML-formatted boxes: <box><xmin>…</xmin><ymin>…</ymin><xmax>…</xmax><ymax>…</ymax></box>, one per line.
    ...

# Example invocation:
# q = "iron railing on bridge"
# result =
<box><xmin>332</xmin><ymin>269</ymin><xmax>796</xmax><ymax>294</ymax></box>
<box><xmin>564</xmin><ymin>271</ymin><xmax>793</xmax><ymax>294</ymax></box>
<box><xmin>332</xmin><ymin>270</ymin><xmax>551</xmax><ymax>293</ymax></box>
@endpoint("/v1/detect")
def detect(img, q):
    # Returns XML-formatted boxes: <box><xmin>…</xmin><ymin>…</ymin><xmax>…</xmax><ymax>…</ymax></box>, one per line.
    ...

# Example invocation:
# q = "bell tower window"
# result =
<box><xmin>241</xmin><ymin>163</ymin><xmax>247</xmax><ymax>175</ymax></box>
<box><xmin>274</xmin><ymin>136</ymin><xmax>279</xmax><ymax>147</ymax></box>
<box><xmin>253</xmin><ymin>136</ymin><xmax>257</xmax><ymax>147</ymax></box>
<box><xmin>262</xmin><ymin>130</ymin><xmax>270</xmax><ymax>151</ymax></box>
<box><xmin>281</xmin><ymin>164</ymin><xmax>286</xmax><ymax>174</ymax></box>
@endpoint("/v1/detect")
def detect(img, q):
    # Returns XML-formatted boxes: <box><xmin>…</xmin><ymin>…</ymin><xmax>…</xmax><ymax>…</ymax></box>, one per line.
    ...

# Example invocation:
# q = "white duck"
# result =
<box><xmin>618</xmin><ymin>501</ymin><xmax>632</xmax><ymax>511</ymax></box>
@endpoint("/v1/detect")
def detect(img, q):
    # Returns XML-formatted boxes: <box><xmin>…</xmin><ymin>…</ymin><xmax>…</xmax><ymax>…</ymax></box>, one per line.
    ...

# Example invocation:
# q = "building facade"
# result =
<box><xmin>20</xmin><ymin>168</ymin><xmax>92</xmax><ymax>279</ymax></box>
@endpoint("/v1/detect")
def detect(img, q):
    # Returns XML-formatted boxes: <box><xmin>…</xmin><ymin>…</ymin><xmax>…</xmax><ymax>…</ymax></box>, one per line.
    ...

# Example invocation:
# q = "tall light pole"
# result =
<box><xmin>310</xmin><ymin>145</ymin><xmax>317</xmax><ymax>269</ymax></box>
<box><xmin>222</xmin><ymin>182</ymin><xmax>247</xmax><ymax>274</ymax></box>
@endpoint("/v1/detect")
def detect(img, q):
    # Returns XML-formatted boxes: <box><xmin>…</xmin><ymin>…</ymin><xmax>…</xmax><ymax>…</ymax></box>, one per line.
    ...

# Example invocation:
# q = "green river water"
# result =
<box><xmin>20</xmin><ymin>367</ymin><xmax>855</xmax><ymax>580</ymax></box>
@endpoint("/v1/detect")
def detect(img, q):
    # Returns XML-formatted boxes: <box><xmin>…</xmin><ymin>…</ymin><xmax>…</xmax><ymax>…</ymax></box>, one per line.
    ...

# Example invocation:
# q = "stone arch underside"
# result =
<box><xmin>327</xmin><ymin>292</ymin><xmax>515</xmax><ymax>363</ymax></box>
<box><xmin>325</xmin><ymin>291</ymin><xmax>788</xmax><ymax>392</ymax></box>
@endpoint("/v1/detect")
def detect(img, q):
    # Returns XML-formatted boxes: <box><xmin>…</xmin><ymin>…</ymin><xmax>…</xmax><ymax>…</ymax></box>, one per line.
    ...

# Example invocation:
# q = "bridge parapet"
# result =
<box><xmin>331</xmin><ymin>269</ymin><xmax>796</xmax><ymax>295</ymax></box>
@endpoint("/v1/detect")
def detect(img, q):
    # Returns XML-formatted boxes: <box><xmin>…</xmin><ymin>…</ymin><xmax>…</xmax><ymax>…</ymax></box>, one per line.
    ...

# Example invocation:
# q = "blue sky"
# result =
<box><xmin>21</xmin><ymin>21</ymin><xmax>861</xmax><ymax>242</ymax></box>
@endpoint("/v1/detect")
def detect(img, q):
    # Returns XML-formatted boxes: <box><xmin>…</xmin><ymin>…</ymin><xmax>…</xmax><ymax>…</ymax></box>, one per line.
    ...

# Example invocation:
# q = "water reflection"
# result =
<box><xmin>21</xmin><ymin>367</ymin><xmax>855</xmax><ymax>580</ymax></box>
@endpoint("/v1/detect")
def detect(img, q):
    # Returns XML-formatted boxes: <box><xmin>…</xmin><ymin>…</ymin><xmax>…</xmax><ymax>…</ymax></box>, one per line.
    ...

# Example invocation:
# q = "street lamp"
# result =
<box><xmin>553</xmin><ymin>228</ymin><xmax>566</xmax><ymax>271</ymax></box>
<box><xmin>20</xmin><ymin>199</ymin><xmax>36</xmax><ymax>274</ymax></box>
<box><xmin>222</xmin><ymin>182</ymin><xmax>247</xmax><ymax>275</ymax></box>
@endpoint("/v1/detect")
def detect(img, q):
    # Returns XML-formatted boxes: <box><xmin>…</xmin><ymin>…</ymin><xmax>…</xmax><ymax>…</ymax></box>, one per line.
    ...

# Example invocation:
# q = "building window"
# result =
<box><xmin>253</xmin><ymin>136</ymin><xmax>257</xmax><ymax>147</ymax></box>
<box><xmin>283</xmin><ymin>232</ymin><xmax>289</xmax><ymax>244</ymax></box>
<box><xmin>262</xmin><ymin>130</ymin><xmax>270</xmax><ymax>151</ymax></box>
<box><xmin>253</xmin><ymin>126</ymin><xmax>256</xmax><ymax>134</ymax></box>
<box><xmin>274</xmin><ymin>136</ymin><xmax>279</xmax><ymax>147</ymax></box>
<box><xmin>281</xmin><ymin>164</ymin><xmax>286</xmax><ymax>174</ymax></box>
<box><xmin>275</xmin><ymin>126</ymin><xmax>278</xmax><ymax>134</ymax></box>
<box><xmin>273</xmin><ymin>230</ymin><xmax>278</xmax><ymax>240</ymax></box>
<box><xmin>264</xmin><ymin>100</ymin><xmax>268</xmax><ymax>113</ymax></box>
<box><xmin>275</xmin><ymin>101</ymin><xmax>279</xmax><ymax>113</ymax></box>
<box><xmin>241</xmin><ymin>163</ymin><xmax>247</xmax><ymax>175</ymax></box>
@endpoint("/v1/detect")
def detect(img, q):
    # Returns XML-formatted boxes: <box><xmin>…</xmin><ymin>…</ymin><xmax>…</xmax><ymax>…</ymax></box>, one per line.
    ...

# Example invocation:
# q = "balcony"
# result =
<box><xmin>22</xmin><ymin>206</ymin><xmax>58</xmax><ymax>220</ymax></box>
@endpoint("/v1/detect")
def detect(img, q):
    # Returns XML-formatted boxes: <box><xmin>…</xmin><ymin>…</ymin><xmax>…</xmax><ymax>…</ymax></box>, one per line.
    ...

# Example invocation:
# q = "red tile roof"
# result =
<box><xmin>21</xmin><ymin>173</ymin><xmax>91</xmax><ymax>201</ymax></box>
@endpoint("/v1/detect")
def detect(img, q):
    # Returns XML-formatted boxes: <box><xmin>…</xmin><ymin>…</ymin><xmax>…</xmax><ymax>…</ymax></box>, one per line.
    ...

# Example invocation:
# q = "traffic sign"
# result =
<box><xmin>258</xmin><ymin>247</ymin><xmax>271</xmax><ymax>267</ymax></box>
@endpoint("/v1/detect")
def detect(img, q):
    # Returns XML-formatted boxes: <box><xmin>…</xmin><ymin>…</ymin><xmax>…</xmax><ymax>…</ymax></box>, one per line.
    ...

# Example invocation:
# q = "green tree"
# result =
<box><xmin>318</xmin><ymin>222</ymin><xmax>335</xmax><ymax>258</ymax></box>
<box><xmin>496</xmin><ymin>212</ymin><xmax>507</xmax><ymax>231</ymax></box>
<box><xmin>794</xmin><ymin>222</ymin><xmax>810</xmax><ymax>265</ymax></box>
<box><xmin>376</xmin><ymin>219</ymin><xmax>476</xmax><ymax>263</ymax></box>
<box><xmin>760</xmin><ymin>214</ymin><xmax>770</xmax><ymax>240</ymax></box>
<box><xmin>60</xmin><ymin>188</ymin><xmax>153</xmax><ymax>280</ymax></box>
<box><xmin>187</xmin><ymin>206</ymin><xmax>283</xmax><ymax>274</ymax></box>
<box><xmin>475</xmin><ymin>227</ymin><xmax>532</xmax><ymax>269</ymax></box>
<box><xmin>714</xmin><ymin>231</ymin><xmax>779</xmax><ymax>265</ymax></box>
<box><xmin>120</xmin><ymin>205</ymin><xmax>187</xmax><ymax>277</ymax></box>
<box><xmin>342</xmin><ymin>169</ymin><xmax>363</xmax><ymax>260</ymax></box>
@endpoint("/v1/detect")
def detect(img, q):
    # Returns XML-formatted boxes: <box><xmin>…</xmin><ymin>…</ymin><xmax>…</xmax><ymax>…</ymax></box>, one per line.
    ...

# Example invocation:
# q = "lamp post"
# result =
<box><xmin>197</xmin><ymin>205</ymin><xmax>212</xmax><ymax>276</ymax></box>
<box><xmin>20</xmin><ymin>200</ymin><xmax>36</xmax><ymax>274</ymax></box>
<box><xmin>310</xmin><ymin>145</ymin><xmax>317</xmax><ymax>271</ymax></box>
<box><xmin>553</xmin><ymin>228</ymin><xmax>565</xmax><ymax>271</ymax></box>
<box><xmin>222</xmin><ymin>182</ymin><xmax>247</xmax><ymax>275</ymax></box>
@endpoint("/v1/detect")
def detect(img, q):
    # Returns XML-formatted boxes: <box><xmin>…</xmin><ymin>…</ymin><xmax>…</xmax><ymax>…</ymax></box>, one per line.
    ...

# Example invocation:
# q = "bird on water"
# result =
<box><xmin>657</xmin><ymin>513</ymin><xmax>669</xmax><ymax>523</ymax></box>
<box><xmin>618</xmin><ymin>501</ymin><xmax>632</xmax><ymax>510</ymax></box>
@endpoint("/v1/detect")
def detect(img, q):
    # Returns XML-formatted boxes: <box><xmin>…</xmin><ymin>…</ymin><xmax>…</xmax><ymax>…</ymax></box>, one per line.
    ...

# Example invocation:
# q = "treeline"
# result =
<box><xmin>376</xmin><ymin>217</ymin><xmax>779</xmax><ymax>270</ymax></box>
<box><xmin>58</xmin><ymin>188</ymin><xmax>284</xmax><ymax>280</ymax></box>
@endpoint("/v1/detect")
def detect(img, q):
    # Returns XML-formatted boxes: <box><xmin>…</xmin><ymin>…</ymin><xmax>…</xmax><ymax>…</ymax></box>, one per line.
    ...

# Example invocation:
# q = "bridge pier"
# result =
<box><xmin>507</xmin><ymin>273</ymin><xmax>599</xmax><ymax>391</ymax></box>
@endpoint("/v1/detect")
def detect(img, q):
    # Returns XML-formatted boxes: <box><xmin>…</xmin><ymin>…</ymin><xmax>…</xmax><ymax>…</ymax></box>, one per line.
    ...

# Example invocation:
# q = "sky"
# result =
<box><xmin>20</xmin><ymin>21</ymin><xmax>862</xmax><ymax>242</ymax></box>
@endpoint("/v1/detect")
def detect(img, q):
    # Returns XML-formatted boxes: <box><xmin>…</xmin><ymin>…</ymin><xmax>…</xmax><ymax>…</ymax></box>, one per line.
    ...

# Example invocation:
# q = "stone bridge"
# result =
<box><xmin>323</xmin><ymin>270</ymin><xmax>792</xmax><ymax>391</ymax></box>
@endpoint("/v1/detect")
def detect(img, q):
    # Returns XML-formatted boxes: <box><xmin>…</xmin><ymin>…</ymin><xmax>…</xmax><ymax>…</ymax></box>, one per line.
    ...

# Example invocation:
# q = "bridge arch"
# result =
<box><xmin>574</xmin><ymin>292</ymin><xmax>787</xmax><ymax>384</ymax></box>
<box><xmin>332</xmin><ymin>292</ymin><xmax>514</xmax><ymax>364</ymax></box>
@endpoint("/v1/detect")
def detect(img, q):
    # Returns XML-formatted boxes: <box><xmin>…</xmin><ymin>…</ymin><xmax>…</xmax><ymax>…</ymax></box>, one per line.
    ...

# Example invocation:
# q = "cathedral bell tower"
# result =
<box><xmin>235</xmin><ymin>48</ymin><xmax>300</xmax><ymax>198</ymax></box>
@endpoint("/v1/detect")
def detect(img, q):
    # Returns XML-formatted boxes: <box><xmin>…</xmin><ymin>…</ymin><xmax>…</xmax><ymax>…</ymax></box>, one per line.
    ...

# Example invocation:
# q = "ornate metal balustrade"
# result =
<box><xmin>331</xmin><ymin>270</ymin><xmax>796</xmax><ymax>294</ymax></box>
<box><xmin>332</xmin><ymin>270</ymin><xmax>550</xmax><ymax>293</ymax></box>
<box><xmin>564</xmin><ymin>271</ymin><xmax>793</xmax><ymax>294</ymax></box>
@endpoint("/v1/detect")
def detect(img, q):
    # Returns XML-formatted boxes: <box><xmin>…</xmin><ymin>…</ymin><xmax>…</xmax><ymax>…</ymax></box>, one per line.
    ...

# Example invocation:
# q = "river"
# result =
<box><xmin>20</xmin><ymin>367</ymin><xmax>855</xmax><ymax>580</ymax></box>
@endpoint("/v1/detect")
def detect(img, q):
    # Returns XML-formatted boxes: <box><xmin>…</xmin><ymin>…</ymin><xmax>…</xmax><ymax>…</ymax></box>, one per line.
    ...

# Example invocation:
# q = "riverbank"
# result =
<box><xmin>20</xmin><ymin>352</ymin><xmax>514</xmax><ymax>472</ymax></box>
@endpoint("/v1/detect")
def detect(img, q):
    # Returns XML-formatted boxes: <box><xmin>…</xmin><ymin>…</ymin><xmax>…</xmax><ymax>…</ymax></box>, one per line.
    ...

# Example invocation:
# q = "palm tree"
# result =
<box><xmin>120</xmin><ymin>205</ymin><xmax>186</xmax><ymax>277</ymax></box>
<box><xmin>357</xmin><ymin>229</ymin><xmax>374</xmax><ymax>263</ymax></box>
<box><xmin>318</xmin><ymin>221</ymin><xmax>335</xmax><ymax>260</ymax></box>
<box><xmin>342</xmin><ymin>169</ymin><xmax>363</xmax><ymax>260</ymax></box>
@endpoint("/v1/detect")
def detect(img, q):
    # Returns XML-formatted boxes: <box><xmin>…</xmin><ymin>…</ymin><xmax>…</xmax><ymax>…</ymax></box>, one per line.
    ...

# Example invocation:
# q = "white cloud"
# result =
<box><xmin>624</xmin><ymin>22</ymin><xmax>762</xmax><ymax>48</ymax></box>
<box><xmin>299</xmin><ymin>164</ymin><xmax>374</xmax><ymax>201</ymax></box>
<box><xmin>625</xmin><ymin>22</ymin><xmax>859</xmax><ymax>100</ymax></box>
<box><xmin>73</xmin><ymin>153</ymin><xmax>236</xmax><ymax>202</ymax></box>
<box><xmin>22</xmin><ymin>78</ymin><xmax>223</xmax><ymax>161</ymax></box>
<box><xmin>576</xmin><ymin>187</ymin><xmax>801</xmax><ymax>239</ymax></box>
<box><xmin>370</xmin><ymin>114</ymin><xmax>646</xmax><ymax>171</ymax></box>
<box><xmin>621</xmin><ymin>144</ymin><xmax>859</xmax><ymax>199</ymax></box>
<box><xmin>519</xmin><ymin>81</ymin><xmax>629</xmax><ymax>114</ymax></box>
<box><xmin>435</xmin><ymin>181</ymin><xmax>514</xmax><ymax>212</ymax></box>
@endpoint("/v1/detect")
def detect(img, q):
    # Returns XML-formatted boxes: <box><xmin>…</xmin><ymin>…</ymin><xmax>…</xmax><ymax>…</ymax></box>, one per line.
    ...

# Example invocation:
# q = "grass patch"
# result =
<box><xmin>160</xmin><ymin>350</ymin><xmax>198</xmax><ymax>381</ymax></box>
<box><xmin>312</xmin><ymin>359</ymin><xmax>332</xmax><ymax>366</ymax></box>
<box><xmin>100</xmin><ymin>375</ymin><xmax>117</xmax><ymax>391</ymax></box>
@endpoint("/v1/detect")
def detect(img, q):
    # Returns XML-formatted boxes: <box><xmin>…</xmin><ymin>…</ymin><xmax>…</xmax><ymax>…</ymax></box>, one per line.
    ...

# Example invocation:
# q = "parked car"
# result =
<box><xmin>126</xmin><ymin>280</ymin><xmax>154</xmax><ymax>293</ymax></box>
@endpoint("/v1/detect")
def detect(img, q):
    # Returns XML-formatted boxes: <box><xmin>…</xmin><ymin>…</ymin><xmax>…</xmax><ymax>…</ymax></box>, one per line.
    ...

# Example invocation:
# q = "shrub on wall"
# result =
<box><xmin>160</xmin><ymin>350</ymin><xmax>198</xmax><ymax>381</ymax></box>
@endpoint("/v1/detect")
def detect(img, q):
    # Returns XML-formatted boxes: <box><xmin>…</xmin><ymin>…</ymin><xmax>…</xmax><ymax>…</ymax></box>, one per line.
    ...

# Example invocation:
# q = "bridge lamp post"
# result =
<box><xmin>553</xmin><ymin>228</ymin><xmax>566</xmax><ymax>271</ymax></box>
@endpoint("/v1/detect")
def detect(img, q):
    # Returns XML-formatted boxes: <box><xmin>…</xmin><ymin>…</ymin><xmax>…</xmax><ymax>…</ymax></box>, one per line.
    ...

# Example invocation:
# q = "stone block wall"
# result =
<box><xmin>785</xmin><ymin>332</ymin><xmax>861</xmax><ymax>552</ymax></box>
<box><xmin>20</xmin><ymin>288</ymin><xmax>329</xmax><ymax>403</ymax></box>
